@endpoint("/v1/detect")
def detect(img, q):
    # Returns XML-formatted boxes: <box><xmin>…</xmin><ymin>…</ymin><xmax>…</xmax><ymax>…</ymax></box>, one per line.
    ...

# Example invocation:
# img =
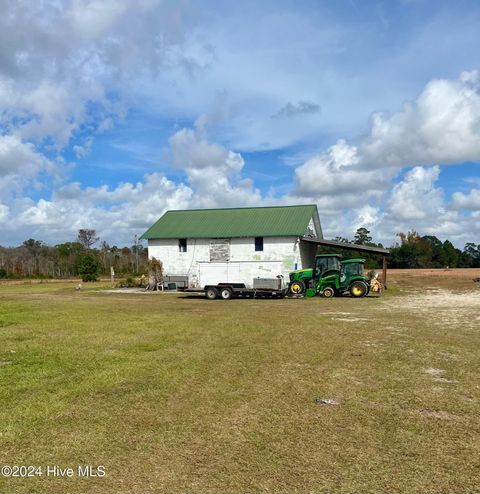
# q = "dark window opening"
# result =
<box><xmin>255</xmin><ymin>237</ymin><xmax>264</xmax><ymax>251</ymax></box>
<box><xmin>343</xmin><ymin>262</ymin><xmax>363</xmax><ymax>277</ymax></box>
<box><xmin>178</xmin><ymin>238</ymin><xmax>187</xmax><ymax>252</ymax></box>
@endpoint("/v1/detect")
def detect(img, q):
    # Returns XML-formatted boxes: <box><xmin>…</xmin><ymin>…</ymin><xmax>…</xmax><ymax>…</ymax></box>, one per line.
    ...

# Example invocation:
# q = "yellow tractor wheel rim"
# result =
<box><xmin>291</xmin><ymin>283</ymin><xmax>302</xmax><ymax>293</ymax></box>
<box><xmin>352</xmin><ymin>286</ymin><xmax>363</xmax><ymax>296</ymax></box>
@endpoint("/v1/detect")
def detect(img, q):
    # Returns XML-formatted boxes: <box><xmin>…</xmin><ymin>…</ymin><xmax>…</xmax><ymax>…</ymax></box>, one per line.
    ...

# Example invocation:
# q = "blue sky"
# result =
<box><xmin>0</xmin><ymin>0</ymin><xmax>479</xmax><ymax>247</ymax></box>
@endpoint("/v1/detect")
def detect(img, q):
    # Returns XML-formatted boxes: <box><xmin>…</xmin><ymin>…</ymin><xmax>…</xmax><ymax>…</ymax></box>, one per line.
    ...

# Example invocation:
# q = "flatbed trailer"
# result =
<box><xmin>185</xmin><ymin>283</ymin><xmax>287</xmax><ymax>300</ymax></box>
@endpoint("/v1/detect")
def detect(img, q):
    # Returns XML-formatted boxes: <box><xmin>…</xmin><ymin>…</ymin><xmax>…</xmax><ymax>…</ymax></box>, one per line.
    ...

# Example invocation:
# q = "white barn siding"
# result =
<box><xmin>148</xmin><ymin>236</ymin><xmax>304</xmax><ymax>288</ymax></box>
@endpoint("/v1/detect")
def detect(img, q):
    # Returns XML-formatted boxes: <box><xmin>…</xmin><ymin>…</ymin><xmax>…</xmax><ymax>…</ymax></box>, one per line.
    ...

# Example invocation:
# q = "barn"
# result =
<box><xmin>140</xmin><ymin>205</ymin><xmax>322</xmax><ymax>288</ymax></box>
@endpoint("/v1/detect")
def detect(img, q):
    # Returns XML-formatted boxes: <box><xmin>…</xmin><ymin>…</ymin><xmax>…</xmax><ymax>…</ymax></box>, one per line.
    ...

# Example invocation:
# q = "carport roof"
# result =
<box><xmin>300</xmin><ymin>237</ymin><xmax>390</xmax><ymax>255</ymax></box>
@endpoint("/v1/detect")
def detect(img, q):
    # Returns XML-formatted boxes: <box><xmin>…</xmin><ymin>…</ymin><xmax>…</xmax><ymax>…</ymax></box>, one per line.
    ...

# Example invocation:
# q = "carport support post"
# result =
<box><xmin>382</xmin><ymin>256</ymin><xmax>387</xmax><ymax>289</ymax></box>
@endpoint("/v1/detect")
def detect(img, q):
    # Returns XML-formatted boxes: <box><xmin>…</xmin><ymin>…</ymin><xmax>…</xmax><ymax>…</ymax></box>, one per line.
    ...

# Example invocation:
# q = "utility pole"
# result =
<box><xmin>134</xmin><ymin>234</ymin><xmax>139</xmax><ymax>273</ymax></box>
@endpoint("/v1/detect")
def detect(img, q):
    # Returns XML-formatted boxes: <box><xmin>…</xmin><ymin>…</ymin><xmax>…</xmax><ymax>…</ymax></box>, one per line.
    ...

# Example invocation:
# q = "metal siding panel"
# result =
<box><xmin>227</xmin><ymin>263</ymin><xmax>242</xmax><ymax>283</ymax></box>
<box><xmin>198</xmin><ymin>261</ymin><xmax>285</xmax><ymax>287</ymax></box>
<box><xmin>199</xmin><ymin>263</ymin><xmax>228</xmax><ymax>287</ymax></box>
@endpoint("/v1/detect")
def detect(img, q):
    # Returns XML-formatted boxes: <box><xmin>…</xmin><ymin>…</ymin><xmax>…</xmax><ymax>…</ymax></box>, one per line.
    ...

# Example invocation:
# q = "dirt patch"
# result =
<box><xmin>424</xmin><ymin>367</ymin><xmax>459</xmax><ymax>384</ymax></box>
<box><xmin>424</xmin><ymin>368</ymin><xmax>445</xmax><ymax>377</ymax></box>
<box><xmin>362</xmin><ymin>340</ymin><xmax>383</xmax><ymax>347</ymax></box>
<box><xmin>380</xmin><ymin>289</ymin><xmax>479</xmax><ymax>331</ymax></box>
<box><xmin>434</xmin><ymin>377</ymin><xmax>460</xmax><ymax>384</ymax></box>
<box><xmin>386</xmin><ymin>289</ymin><xmax>479</xmax><ymax>310</ymax></box>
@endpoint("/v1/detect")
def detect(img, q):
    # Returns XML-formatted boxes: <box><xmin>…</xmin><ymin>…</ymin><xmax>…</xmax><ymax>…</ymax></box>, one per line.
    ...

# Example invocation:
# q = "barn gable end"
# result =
<box><xmin>140</xmin><ymin>205</ymin><xmax>322</xmax><ymax>288</ymax></box>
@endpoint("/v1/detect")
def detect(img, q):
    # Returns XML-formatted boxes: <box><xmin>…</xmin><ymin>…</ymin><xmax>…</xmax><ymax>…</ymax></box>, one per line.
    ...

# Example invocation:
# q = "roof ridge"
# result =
<box><xmin>164</xmin><ymin>204</ymin><xmax>316</xmax><ymax>213</ymax></box>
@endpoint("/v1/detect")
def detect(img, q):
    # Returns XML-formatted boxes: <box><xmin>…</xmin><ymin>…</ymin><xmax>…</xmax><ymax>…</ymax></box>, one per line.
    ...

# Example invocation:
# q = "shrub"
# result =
<box><xmin>0</xmin><ymin>268</ymin><xmax>7</xmax><ymax>279</ymax></box>
<box><xmin>77</xmin><ymin>254</ymin><xmax>99</xmax><ymax>282</ymax></box>
<box><xmin>146</xmin><ymin>257</ymin><xmax>163</xmax><ymax>290</ymax></box>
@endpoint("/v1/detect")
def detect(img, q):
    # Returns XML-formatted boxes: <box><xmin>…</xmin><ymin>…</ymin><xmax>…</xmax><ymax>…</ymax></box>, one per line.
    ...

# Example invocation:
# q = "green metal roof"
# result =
<box><xmin>140</xmin><ymin>205</ymin><xmax>320</xmax><ymax>240</ymax></box>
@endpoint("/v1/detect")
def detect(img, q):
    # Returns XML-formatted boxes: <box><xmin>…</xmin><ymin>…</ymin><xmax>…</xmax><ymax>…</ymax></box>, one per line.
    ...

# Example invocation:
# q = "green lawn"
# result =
<box><xmin>0</xmin><ymin>275</ymin><xmax>479</xmax><ymax>493</ymax></box>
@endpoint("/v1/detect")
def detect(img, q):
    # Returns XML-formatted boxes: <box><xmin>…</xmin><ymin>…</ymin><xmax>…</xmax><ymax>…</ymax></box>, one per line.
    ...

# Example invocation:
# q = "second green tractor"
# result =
<box><xmin>288</xmin><ymin>253</ymin><xmax>370</xmax><ymax>298</ymax></box>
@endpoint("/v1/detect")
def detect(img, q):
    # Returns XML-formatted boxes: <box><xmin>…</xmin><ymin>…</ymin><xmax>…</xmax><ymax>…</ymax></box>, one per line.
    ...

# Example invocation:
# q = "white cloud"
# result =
<box><xmin>377</xmin><ymin>166</ymin><xmax>477</xmax><ymax>243</ymax></box>
<box><xmin>0</xmin><ymin>110</ymin><xmax>267</xmax><ymax>244</ymax></box>
<box><xmin>170</xmin><ymin>126</ymin><xmax>244</xmax><ymax>174</ymax></box>
<box><xmin>386</xmin><ymin>166</ymin><xmax>443</xmax><ymax>221</ymax></box>
<box><xmin>451</xmin><ymin>189</ymin><xmax>480</xmax><ymax>211</ymax></box>
<box><xmin>294</xmin><ymin>72</ymin><xmax>480</xmax><ymax>200</ymax></box>
<box><xmin>294</xmin><ymin>139</ymin><xmax>393</xmax><ymax>198</ymax></box>
<box><xmin>361</xmin><ymin>71</ymin><xmax>480</xmax><ymax>168</ymax></box>
<box><xmin>73</xmin><ymin>137</ymin><xmax>94</xmax><ymax>158</ymax></box>
<box><xmin>288</xmin><ymin>72</ymin><xmax>480</xmax><ymax>245</ymax></box>
<box><xmin>168</xmin><ymin>121</ymin><xmax>263</xmax><ymax>207</ymax></box>
<box><xmin>0</xmin><ymin>0</ymin><xmax>201</xmax><ymax>243</ymax></box>
<box><xmin>318</xmin><ymin>205</ymin><xmax>382</xmax><ymax>242</ymax></box>
<box><xmin>66</xmin><ymin>0</ymin><xmax>131</xmax><ymax>40</ymax></box>
<box><xmin>353</xmin><ymin>205</ymin><xmax>381</xmax><ymax>230</ymax></box>
<box><xmin>0</xmin><ymin>203</ymin><xmax>9</xmax><ymax>223</ymax></box>
<box><xmin>17</xmin><ymin>82</ymin><xmax>93</xmax><ymax>147</ymax></box>
<box><xmin>0</xmin><ymin>135</ymin><xmax>46</xmax><ymax>177</ymax></box>
<box><xmin>3</xmin><ymin>121</ymin><xmax>265</xmax><ymax>244</ymax></box>
<box><xmin>0</xmin><ymin>0</ymin><xmax>193</xmax><ymax>152</ymax></box>
<box><xmin>11</xmin><ymin>173</ymin><xmax>193</xmax><ymax>244</ymax></box>
<box><xmin>0</xmin><ymin>135</ymin><xmax>64</xmax><ymax>202</ymax></box>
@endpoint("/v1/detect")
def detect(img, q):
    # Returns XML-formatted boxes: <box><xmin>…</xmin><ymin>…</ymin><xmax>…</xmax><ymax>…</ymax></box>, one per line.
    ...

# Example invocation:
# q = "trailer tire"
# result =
<box><xmin>220</xmin><ymin>287</ymin><xmax>233</xmax><ymax>300</ymax></box>
<box><xmin>206</xmin><ymin>287</ymin><xmax>218</xmax><ymax>300</ymax></box>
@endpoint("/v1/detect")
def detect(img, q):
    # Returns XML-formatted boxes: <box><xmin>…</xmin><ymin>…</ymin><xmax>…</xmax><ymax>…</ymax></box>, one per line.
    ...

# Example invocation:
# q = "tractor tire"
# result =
<box><xmin>322</xmin><ymin>287</ymin><xmax>335</xmax><ymax>298</ymax></box>
<box><xmin>206</xmin><ymin>287</ymin><xmax>218</xmax><ymax>300</ymax></box>
<box><xmin>349</xmin><ymin>281</ymin><xmax>368</xmax><ymax>298</ymax></box>
<box><xmin>220</xmin><ymin>287</ymin><xmax>233</xmax><ymax>300</ymax></box>
<box><xmin>289</xmin><ymin>280</ymin><xmax>306</xmax><ymax>296</ymax></box>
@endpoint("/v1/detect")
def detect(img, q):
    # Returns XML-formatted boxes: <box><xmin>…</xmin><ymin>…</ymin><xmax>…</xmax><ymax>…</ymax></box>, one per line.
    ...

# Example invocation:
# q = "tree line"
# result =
<box><xmin>0</xmin><ymin>229</ymin><xmax>148</xmax><ymax>279</ymax></box>
<box><xmin>322</xmin><ymin>227</ymin><xmax>480</xmax><ymax>269</ymax></box>
<box><xmin>1</xmin><ymin>227</ymin><xmax>479</xmax><ymax>280</ymax></box>
<box><xmin>388</xmin><ymin>231</ymin><xmax>479</xmax><ymax>268</ymax></box>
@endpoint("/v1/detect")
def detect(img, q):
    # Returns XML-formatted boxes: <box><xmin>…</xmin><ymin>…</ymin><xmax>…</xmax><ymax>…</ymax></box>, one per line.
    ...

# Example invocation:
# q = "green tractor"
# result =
<box><xmin>288</xmin><ymin>254</ymin><xmax>370</xmax><ymax>298</ymax></box>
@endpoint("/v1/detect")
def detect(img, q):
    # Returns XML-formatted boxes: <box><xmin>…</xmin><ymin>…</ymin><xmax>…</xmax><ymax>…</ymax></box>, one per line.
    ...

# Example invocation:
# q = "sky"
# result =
<box><xmin>0</xmin><ymin>0</ymin><xmax>480</xmax><ymax>248</ymax></box>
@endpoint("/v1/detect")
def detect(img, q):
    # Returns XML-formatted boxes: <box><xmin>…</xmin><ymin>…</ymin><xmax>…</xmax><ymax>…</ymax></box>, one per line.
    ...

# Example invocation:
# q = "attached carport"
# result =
<box><xmin>300</xmin><ymin>237</ymin><xmax>391</xmax><ymax>287</ymax></box>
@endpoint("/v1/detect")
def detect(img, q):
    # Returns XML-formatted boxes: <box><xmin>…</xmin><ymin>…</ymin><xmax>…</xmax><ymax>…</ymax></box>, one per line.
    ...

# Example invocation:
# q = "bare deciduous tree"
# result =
<box><xmin>77</xmin><ymin>229</ymin><xmax>99</xmax><ymax>249</ymax></box>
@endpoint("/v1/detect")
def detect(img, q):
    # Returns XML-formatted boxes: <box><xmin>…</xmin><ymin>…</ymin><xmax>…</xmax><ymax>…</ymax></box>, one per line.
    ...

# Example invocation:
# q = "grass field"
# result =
<box><xmin>1</xmin><ymin>270</ymin><xmax>479</xmax><ymax>493</ymax></box>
